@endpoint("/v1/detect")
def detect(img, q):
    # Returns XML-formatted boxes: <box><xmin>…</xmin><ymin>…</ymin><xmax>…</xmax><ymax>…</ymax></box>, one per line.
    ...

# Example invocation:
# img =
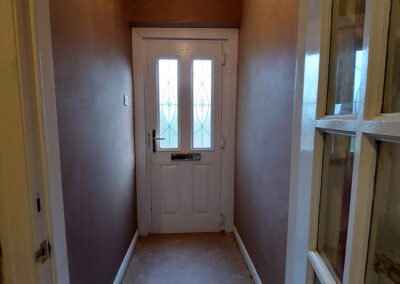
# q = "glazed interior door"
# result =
<box><xmin>287</xmin><ymin>0</ymin><xmax>400</xmax><ymax>283</ymax></box>
<box><xmin>147</xmin><ymin>40</ymin><xmax>224</xmax><ymax>233</ymax></box>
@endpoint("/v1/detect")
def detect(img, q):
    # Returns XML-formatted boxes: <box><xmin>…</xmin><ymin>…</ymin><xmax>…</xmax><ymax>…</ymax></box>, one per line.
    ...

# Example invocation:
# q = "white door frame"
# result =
<box><xmin>0</xmin><ymin>0</ymin><xmax>69</xmax><ymax>282</ymax></box>
<box><xmin>33</xmin><ymin>0</ymin><xmax>70</xmax><ymax>282</ymax></box>
<box><xmin>132</xmin><ymin>28</ymin><xmax>238</xmax><ymax>235</ymax></box>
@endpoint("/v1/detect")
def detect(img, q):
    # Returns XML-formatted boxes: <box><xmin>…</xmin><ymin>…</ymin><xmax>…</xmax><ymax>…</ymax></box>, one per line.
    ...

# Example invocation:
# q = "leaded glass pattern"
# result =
<box><xmin>192</xmin><ymin>60</ymin><xmax>212</xmax><ymax>149</ymax></box>
<box><xmin>158</xmin><ymin>59</ymin><xmax>179</xmax><ymax>149</ymax></box>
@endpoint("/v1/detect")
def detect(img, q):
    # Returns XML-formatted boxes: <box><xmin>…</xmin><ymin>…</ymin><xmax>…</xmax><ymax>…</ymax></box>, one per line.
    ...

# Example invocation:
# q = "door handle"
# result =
<box><xmin>152</xmin><ymin>129</ymin><xmax>165</xmax><ymax>152</ymax></box>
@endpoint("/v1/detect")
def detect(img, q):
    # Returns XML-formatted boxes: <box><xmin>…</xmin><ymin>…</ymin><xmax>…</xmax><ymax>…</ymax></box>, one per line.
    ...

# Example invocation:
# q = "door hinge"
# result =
<box><xmin>36</xmin><ymin>195</ymin><xmax>41</xmax><ymax>212</ymax></box>
<box><xmin>220</xmin><ymin>137</ymin><xmax>226</xmax><ymax>149</ymax></box>
<box><xmin>222</xmin><ymin>53</ymin><xmax>227</xmax><ymax>65</ymax></box>
<box><xmin>220</xmin><ymin>213</ymin><xmax>225</xmax><ymax>228</ymax></box>
<box><xmin>35</xmin><ymin>240</ymin><xmax>51</xmax><ymax>264</ymax></box>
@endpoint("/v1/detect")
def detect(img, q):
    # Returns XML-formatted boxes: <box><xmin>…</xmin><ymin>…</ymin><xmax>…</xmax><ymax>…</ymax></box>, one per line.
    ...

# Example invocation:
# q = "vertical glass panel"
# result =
<box><xmin>365</xmin><ymin>142</ymin><xmax>400</xmax><ymax>283</ymax></box>
<box><xmin>383</xmin><ymin>0</ymin><xmax>400</xmax><ymax>113</ymax></box>
<box><xmin>158</xmin><ymin>59</ymin><xmax>179</xmax><ymax>149</ymax></box>
<box><xmin>326</xmin><ymin>0</ymin><xmax>366</xmax><ymax>115</ymax></box>
<box><xmin>192</xmin><ymin>60</ymin><xmax>212</xmax><ymax>149</ymax></box>
<box><xmin>318</xmin><ymin>133</ymin><xmax>355</xmax><ymax>281</ymax></box>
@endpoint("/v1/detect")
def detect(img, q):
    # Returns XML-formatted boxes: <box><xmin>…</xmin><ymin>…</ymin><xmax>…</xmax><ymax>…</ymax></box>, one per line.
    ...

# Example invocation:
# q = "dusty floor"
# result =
<box><xmin>122</xmin><ymin>232</ymin><xmax>254</xmax><ymax>284</ymax></box>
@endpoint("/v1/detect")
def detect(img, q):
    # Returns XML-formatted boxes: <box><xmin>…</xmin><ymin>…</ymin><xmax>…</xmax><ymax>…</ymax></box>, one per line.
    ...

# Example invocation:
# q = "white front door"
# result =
<box><xmin>147</xmin><ymin>40</ymin><xmax>224</xmax><ymax>233</ymax></box>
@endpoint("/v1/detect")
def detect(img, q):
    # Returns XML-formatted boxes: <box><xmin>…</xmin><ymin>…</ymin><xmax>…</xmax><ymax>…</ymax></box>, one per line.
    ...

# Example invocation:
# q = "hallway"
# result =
<box><xmin>122</xmin><ymin>233</ymin><xmax>253</xmax><ymax>284</ymax></box>
<box><xmin>5</xmin><ymin>0</ymin><xmax>400</xmax><ymax>282</ymax></box>
<box><xmin>0</xmin><ymin>0</ymin><xmax>299</xmax><ymax>282</ymax></box>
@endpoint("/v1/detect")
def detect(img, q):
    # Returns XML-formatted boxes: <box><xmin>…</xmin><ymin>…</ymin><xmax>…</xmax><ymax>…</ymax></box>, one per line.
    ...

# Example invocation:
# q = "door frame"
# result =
<box><xmin>132</xmin><ymin>28</ymin><xmax>238</xmax><ymax>235</ymax></box>
<box><xmin>0</xmin><ymin>0</ymin><xmax>69</xmax><ymax>282</ymax></box>
<box><xmin>33</xmin><ymin>0</ymin><xmax>70</xmax><ymax>282</ymax></box>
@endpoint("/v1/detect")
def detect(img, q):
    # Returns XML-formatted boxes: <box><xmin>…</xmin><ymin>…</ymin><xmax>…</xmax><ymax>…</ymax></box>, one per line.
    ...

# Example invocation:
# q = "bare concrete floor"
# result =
<box><xmin>122</xmin><ymin>232</ymin><xmax>254</xmax><ymax>284</ymax></box>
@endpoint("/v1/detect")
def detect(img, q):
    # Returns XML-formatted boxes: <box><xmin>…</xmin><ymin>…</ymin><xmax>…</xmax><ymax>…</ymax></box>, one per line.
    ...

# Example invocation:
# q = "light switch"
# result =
<box><xmin>123</xmin><ymin>95</ymin><xmax>129</xmax><ymax>106</ymax></box>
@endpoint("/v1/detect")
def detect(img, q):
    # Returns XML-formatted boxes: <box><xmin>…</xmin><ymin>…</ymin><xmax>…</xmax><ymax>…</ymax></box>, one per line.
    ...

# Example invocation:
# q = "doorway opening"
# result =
<box><xmin>132</xmin><ymin>29</ymin><xmax>238</xmax><ymax>235</ymax></box>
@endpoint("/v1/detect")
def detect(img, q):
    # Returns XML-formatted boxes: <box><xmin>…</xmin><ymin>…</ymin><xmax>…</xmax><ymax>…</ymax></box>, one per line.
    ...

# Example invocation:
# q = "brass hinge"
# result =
<box><xmin>35</xmin><ymin>240</ymin><xmax>51</xmax><ymax>264</ymax></box>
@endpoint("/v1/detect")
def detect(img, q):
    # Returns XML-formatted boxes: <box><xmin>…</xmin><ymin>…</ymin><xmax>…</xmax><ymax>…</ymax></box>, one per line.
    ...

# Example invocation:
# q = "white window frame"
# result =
<box><xmin>286</xmin><ymin>0</ymin><xmax>400</xmax><ymax>283</ymax></box>
<box><xmin>132</xmin><ymin>28</ymin><xmax>238</xmax><ymax>235</ymax></box>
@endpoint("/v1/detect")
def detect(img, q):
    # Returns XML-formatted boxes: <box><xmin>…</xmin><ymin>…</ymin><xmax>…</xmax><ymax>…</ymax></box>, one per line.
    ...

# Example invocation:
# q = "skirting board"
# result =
<box><xmin>233</xmin><ymin>226</ymin><xmax>262</xmax><ymax>284</ymax></box>
<box><xmin>113</xmin><ymin>230</ymin><xmax>139</xmax><ymax>284</ymax></box>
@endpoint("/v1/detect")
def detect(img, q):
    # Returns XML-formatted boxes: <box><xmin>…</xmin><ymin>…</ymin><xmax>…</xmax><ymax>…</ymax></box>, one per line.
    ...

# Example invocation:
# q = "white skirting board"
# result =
<box><xmin>113</xmin><ymin>230</ymin><xmax>139</xmax><ymax>284</ymax></box>
<box><xmin>233</xmin><ymin>226</ymin><xmax>262</xmax><ymax>284</ymax></box>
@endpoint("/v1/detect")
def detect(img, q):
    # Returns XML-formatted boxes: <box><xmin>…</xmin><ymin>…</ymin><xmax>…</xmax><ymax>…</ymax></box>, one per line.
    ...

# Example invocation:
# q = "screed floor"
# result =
<box><xmin>122</xmin><ymin>232</ymin><xmax>254</xmax><ymax>284</ymax></box>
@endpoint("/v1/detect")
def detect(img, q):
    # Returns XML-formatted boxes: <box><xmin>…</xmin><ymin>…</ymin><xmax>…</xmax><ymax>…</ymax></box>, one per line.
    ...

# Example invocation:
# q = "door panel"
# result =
<box><xmin>193</xmin><ymin>164</ymin><xmax>211</xmax><ymax>214</ymax></box>
<box><xmin>148</xmin><ymin>40</ymin><xmax>223</xmax><ymax>233</ymax></box>
<box><xmin>160</xmin><ymin>164</ymin><xmax>180</xmax><ymax>214</ymax></box>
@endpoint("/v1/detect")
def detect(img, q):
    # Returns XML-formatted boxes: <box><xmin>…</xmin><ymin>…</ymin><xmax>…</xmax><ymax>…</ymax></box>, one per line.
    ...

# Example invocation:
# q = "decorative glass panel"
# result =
<box><xmin>382</xmin><ymin>0</ymin><xmax>400</xmax><ymax>113</ymax></box>
<box><xmin>317</xmin><ymin>133</ymin><xmax>355</xmax><ymax>281</ymax></box>
<box><xmin>326</xmin><ymin>0</ymin><xmax>366</xmax><ymax>115</ymax></box>
<box><xmin>365</xmin><ymin>142</ymin><xmax>400</xmax><ymax>283</ymax></box>
<box><xmin>158</xmin><ymin>59</ymin><xmax>179</xmax><ymax>149</ymax></box>
<box><xmin>192</xmin><ymin>60</ymin><xmax>212</xmax><ymax>149</ymax></box>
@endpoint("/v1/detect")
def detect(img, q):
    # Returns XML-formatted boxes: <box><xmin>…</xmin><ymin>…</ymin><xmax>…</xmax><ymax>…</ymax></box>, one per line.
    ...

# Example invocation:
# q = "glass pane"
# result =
<box><xmin>382</xmin><ymin>0</ymin><xmax>400</xmax><ymax>113</ymax></box>
<box><xmin>192</xmin><ymin>60</ymin><xmax>212</xmax><ymax>149</ymax></box>
<box><xmin>326</xmin><ymin>0</ymin><xmax>366</xmax><ymax>115</ymax></box>
<box><xmin>365</xmin><ymin>142</ymin><xmax>400</xmax><ymax>283</ymax></box>
<box><xmin>158</xmin><ymin>59</ymin><xmax>179</xmax><ymax>149</ymax></box>
<box><xmin>317</xmin><ymin>133</ymin><xmax>355</xmax><ymax>281</ymax></box>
